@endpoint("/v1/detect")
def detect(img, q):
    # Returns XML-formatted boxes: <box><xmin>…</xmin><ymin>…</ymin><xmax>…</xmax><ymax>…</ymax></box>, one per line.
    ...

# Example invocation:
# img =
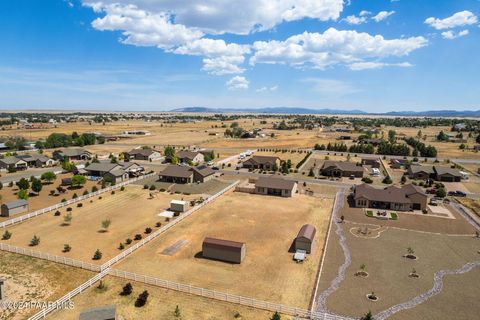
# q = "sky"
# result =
<box><xmin>0</xmin><ymin>0</ymin><xmax>479</xmax><ymax>112</ymax></box>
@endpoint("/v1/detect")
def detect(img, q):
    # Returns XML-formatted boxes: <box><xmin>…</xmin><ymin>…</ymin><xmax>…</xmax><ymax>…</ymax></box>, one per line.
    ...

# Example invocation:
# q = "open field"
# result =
<box><xmin>116</xmin><ymin>191</ymin><xmax>333</xmax><ymax>308</ymax></box>
<box><xmin>318</xmin><ymin>225</ymin><xmax>480</xmax><ymax>319</ymax></box>
<box><xmin>49</xmin><ymin>275</ymin><xmax>287</xmax><ymax>320</ymax></box>
<box><xmin>0</xmin><ymin>251</ymin><xmax>94</xmax><ymax>320</ymax></box>
<box><xmin>2</xmin><ymin>186</ymin><xmax>198</xmax><ymax>262</ymax></box>
<box><xmin>0</xmin><ymin>173</ymin><xmax>98</xmax><ymax>222</ymax></box>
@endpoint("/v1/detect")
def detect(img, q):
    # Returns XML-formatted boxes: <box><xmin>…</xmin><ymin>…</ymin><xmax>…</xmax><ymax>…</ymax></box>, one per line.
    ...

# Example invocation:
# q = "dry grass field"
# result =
<box><xmin>0</xmin><ymin>251</ymin><xmax>93</xmax><ymax>320</ymax></box>
<box><xmin>0</xmin><ymin>173</ymin><xmax>98</xmax><ymax>222</ymax></box>
<box><xmin>318</xmin><ymin>226</ymin><xmax>479</xmax><ymax>319</ymax></box>
<box><xmin>49</xmin><ymin>275</ymin><xmax>287</xmax><ymax>320</ymax></box>
<box><xmin>2</xmin><ymin>186</ymin><xmax>197</xmax><ymax>262</ymax></box>
<box><xmin>116</xmin><ymin>191</ymin><xmax>333</xmax><ymax>308</ymax></box>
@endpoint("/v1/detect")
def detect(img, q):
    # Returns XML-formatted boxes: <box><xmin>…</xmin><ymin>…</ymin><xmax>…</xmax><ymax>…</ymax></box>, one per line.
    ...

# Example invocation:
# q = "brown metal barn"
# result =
<box><xmin>1</xmin><ymin>200</ymin><xmax>29</xmax><ymax>217</ymax></box>
<box><xmin>202</xmin><ymin>237</ymin><xmax>246</xmax><ymax>264</ymax></box>
<box><xmin>294</xmin><ymin>224</ymin><xmax>316</xmax><ymax>253</ymax></box>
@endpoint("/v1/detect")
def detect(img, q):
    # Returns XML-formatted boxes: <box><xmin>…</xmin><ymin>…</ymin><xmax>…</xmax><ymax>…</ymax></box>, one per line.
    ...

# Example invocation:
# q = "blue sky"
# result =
<box><xmin>0</xmin><ymin>0</ymin><xmax>479</xmax><ymax>112</ymax></box>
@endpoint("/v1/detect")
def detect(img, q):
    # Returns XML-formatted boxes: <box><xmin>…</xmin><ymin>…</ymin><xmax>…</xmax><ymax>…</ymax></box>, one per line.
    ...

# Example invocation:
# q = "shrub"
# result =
<box><xmin>83</xmin><ymin>190</ymin><xmax>89</xmax><ymax>196</ymax></box>
<box><xmin>63</xmin><ymin>212</ymin><xmax>73</xmax><ymax>224</ymax></box>
<box><xmin>66</xmin><ymin>207</ymin><xmax>72</xmax><ymax>212</ymax></box>
<box><xmin>101</xmin><ymin>219</ymin><xmax>112</xmax><ymax>232</ymax></box>
<box><xmin>63</xmin><ymin>244</ymin><xmax>71</xmax><ymax>252</ymax></box>
<box><xmin>382</xmin><ymin>176</ymin><xmax>393</xmax><ymax>184</ymax></box>
<box><xmin>92</xmin><ymin>249</ymin><xmax>102</xmax><ymax>260</ymax></box>
<box><xmin>120</xmin><ymin>282</ymin><xmax>133</xmax><ymax>296</ymax></box>
<box><xmin>120</xmin><ymin>186</ymin><xmax>125</xmax><ymax>191</ymax></box>
<box><xmin>98</xmin><ymin>196</ymin><xmax>102</xmax><ymax>200</ymax></box>
<box><xmin>135</xmin><ymin>290</ymin><xmax>149</xmax><ymax>307</ymax></box>
<box><xmin>125</xmin><ymin>238</ymin><xmax>132</xmax><ymax>245</ymax></box>
<box><xmin>54</xmin><ymin>210</ymin><xmax>61</xmax><ymax>216</ymax></box>
<box><xmin>72</xmin><ymin>193</ymin><xmax>78</xmax><ymax>199</ymax></box>
<box><xmin>30</xmin><ymin>235</ymin><xmax>40</xmax><ymax>246</ymax></box>
<box><xmin>134</xmin><ymin>234</ymin><xmax>142</xmax><ymax>240</ymax></box>
<box><xmin>159</xmin><ymin>188</ymin><xmax>166</xmax><ymax>192</ymax></box>
<box><xmin>145</xmin><ymin>227</ymin><xmax>152</xmax><ymax>234</ymax></box>
<box><xmin>149</xmin><ymin>185</ymin><xmax>156</xmax><ymax>190</ymax></box>
<box><xmin>436</xmin><ymin>187</ymin><xmax>446</xmax><ymax>198</ymax></box>
<box><xmin>361</xmin><ymin>177</ymin><xmax>373</xmax><ymax>184</ymax></box>
<box><xmin>118</xmin><ymin>243</ymin><xmax>125</xmax><ymax>250</ymax></box>
<box><xmin>91</xmin><ymin>186</ymin><xmax>98</xmax><ymax>192</ymax></box>
<box><xmin>155</xmin><ymin>222</ymin><xmax>161</xmax><ymax>227</ymax></box>
<box><xmin>2</xmin><ymin>230</ymin><xmax>12</xmax><ymax>240</ymax></box>
<box><xmin>270</xmin><ymin>311</ymin><xmax>281</xmax><ymax>320</ymax></box>
<box><xmin>61</xmin><ymin>198</ymin><xmax>67</xmax><ymax>203</ymax></box>
<box><xmin>143</xmin><ymin>184</ymin><xmax>149</xmax><ymax>189</ymax></box>
<box><xmin>77</xmin><ymin>203</ymin><xmax>83</xmax><ymax>208</ymax></box>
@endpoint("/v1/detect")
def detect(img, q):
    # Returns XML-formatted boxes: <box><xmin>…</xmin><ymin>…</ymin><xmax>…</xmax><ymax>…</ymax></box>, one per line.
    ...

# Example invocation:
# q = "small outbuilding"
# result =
<box><xmin>294</xmin><ymin>224</ymin><xmax>316</xmax><ymax>254</ymax></box>
<box><xmin>202</xmin><ymin>237</ymin><xmax>246</xmax><ymax>264</ymax></box>
<box><xmin>79</xmin><ymin>305</ymin><xmax>117</xmax><ymax>320</ymax></box>
<box><xmin>1</xmin><ymin>200</ymin><xmax>29</xmax><ymax>217</ymax></box>
<box><xmin>170</xmin><ymin>200</ymin><xmax>188</xmax><ymax>213</ymax></box>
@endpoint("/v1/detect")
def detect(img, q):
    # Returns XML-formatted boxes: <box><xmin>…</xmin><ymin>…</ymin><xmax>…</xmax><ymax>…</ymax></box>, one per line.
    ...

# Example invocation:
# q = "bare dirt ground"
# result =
<box><xmin>2</xmin><ymin>186</ymin><xmax>198</xmax><ymax>262</ymax></box>
<box><xmin>116</xmin><ymin>191</ymin><xmax>333</xmax><ymax>308</ymax></box>
<box><xmin>49</xmin><ymin>275</ymin><xmax>287</xmax><ymax>320</ymax></box>
<box><xmin>318</xmin><ymin>226</ymin><xmax>479</xmax><ymax>319</ymax></box>
<box><xmin>0</xmin><ymin>251</ymin><xmax>93</xmax><ymax>320</ymax></box>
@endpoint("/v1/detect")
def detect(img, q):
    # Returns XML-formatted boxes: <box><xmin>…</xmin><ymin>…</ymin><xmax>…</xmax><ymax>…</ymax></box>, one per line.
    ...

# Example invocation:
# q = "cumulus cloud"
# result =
<box><xmin>250</xmin><ymin>28</ymin><xmax>427</xmax><ymax>70</ymax></box>
<box><xmin>343</xmin><ymin>15</ymin><xmax>368</xmax><ymax>25</ymax></box>
<box><xmin>441</xmin><ymin>29</ymin><xmax>469</xmax><ymax>40</ymax></box>
<box><xmin>348</xmin><ymin>61</ymin><xmax>413</xmax><ymax>70</ymax></box>
<box><xmin>226</xmin><ymin>76</ymin><xmax>249</xmax><ymax>90</ymax></box>
<box><xmin>256</xmin><ymin>85</ymin><xmax>278</xmax><ymax>92</ymax></box>
<box><xmin>83</xmin><ymin>0</ymin><xmax>345</xmax><ymax>35</ymax></box>
<box><xmin>425</xmin><ymin>10</ymin><xmax>478</xmax><ymax>30</ymax></box>
<box><xmin>372</xmin><ymin>11</ymin><xmax>395</xmax><ymax>22</ymax></box>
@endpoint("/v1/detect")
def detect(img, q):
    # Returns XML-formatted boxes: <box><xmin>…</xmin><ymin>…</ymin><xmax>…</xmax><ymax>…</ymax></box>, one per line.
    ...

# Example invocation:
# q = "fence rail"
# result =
<box><xmin>28</xmin><ymin>268</ymin><xmax>110</xmax><ymax>320</ymax></box>
<box><xmin>100</xmin><ymin>180</ymin><xmax>240</xmax><ymax>271</ymax></box>
<box><xmin>108</xmin><ymin>268</ymin><xmax>351</xmax><ymax>319</ymax></box>
<box><xmin>0</xmin><ymin>242</ymin><xmax>101</xmax><ymax>272</ymax></box>
<box><xmin>0</xmin><ymin>173</ymin><xmax>156</xmax><ymax>229</ymax></box>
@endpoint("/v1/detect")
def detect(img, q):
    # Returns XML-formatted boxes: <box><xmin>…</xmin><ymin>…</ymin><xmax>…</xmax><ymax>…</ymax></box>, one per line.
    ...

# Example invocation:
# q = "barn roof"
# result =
<box><xmin>79</xmin><ymin>305</ymin><xmax>116</xmax><ymax>320</ymax></box>
<box><xmin>203</xmin><ymin>237</ymin><xmax>245</xmax><ymax>252</ymax></box>
<box><xmin>244</xmin><ymin>155</ymin><xmax>279</xmax><ymax>165</ymax></box>
<box><xmin>2</xmin><ymin>199</ymin><xmax>28</xmax><ymax>209</ymax></box>
<box><xmin>296</xmin><ymin>224</ymin><xmax>316</xmax><ymax>241</ymax></box>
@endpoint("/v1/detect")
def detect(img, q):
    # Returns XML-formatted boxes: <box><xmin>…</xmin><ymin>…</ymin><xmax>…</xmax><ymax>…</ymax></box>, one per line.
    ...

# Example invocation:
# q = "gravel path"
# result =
<box><xmin>374</xmin><ymin>261</ymin><xmax>480</xmax><ymax>320</ymax></box>
<box><xmin>315</xmin><ymin>188</ymin><xmax>352</xmax><ymax>313</ymax></box>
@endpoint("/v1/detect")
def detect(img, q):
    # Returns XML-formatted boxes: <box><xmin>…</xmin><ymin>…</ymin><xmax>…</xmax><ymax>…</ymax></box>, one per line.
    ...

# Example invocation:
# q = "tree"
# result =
<box><xmin>174</xmin><ymin>305</ymin><xmax>181</xmax><ymax>319</ymax></box>
<box><xmin>436</xmin><ymin>187</ymin><xmax>446</xmax><ymax>198</ymax></box>
<box><xmin>360</xmin><ymin>311</ymin><xmax>374</xmax><ymax>320</ymax></box>
<box><xmin>407</xmin><ymin>247</ymin><xmax>415</xmax><ymax>255</ymax></box>
<box><xmin>71</xmin><ymin>175</ymin><xmax>87</xmax><ymax>187</ymax></box>
<box><xmin>308</xmin><ymin>168</ymin><xmax>315</xmax><ymax>177</ymax></box>
<box><xmin>17</xmin><ymin>188</ymin><xmax>29</xmax><ymax>200</ymax></box>
<box><xmin>135</xmin><ymin>290</ymin><xmax>149</xmax><ymax>307</ymax></box>
<box><xmin>270</xmin><ymin>311</ymin><xmax>281</xmax><ymax>320</ymax></box>
<box><xmin>30</xmin><ymin>235</ymin><xmax>40</xmax><ymax>246</ymax></box>
<box><xmin>31</xmin><ymin>178</ymin><xmax>43</xmax><ymax>194</ymax></box>
<box><xmin>401</xmin><ymin>175</ymin><xmax>407</xmax><ymax>184</ymax></box>
<box><xmin>63</xmin><ymin>213</ymin><xmax>73</xmax><ymax>225</ymax></box>
<box><xmin>164</xmin><ymin>146</ymin><xmax>176</xmax><ymax>158</ymax></box>
<box><xmin>388</xmin><ymin>130</ymin><xmax>396</xmax><ymax>143</ymax></box>
<box><xmin>2</xmin><ymin>230</ymin><xmax>12</xmax><ymax>240</ymax></box>
<box><xmin>92</xmin><ymin>249</ymin><xmax>102</xmax><ymax>260</ymax></box>
<box><xmin>101</xmin><ymin>219</ymin><xmax>111</xmax><ymax>232</ymax></box>
<box><xmin>16</xmin><ymin>178</ymin><xmax>30</xmax><ymax>190</ymax></box>
<box><xmin>41</xmin><ymin>171</ymin><xmax>56</xmax><ymax>183</ymax></box>
<box><xmin>121</xmin><ymin>282</ymin><xmax>133</xmax><ymax>296</ymax></box>
<box><xmin>382</xmin><ymin>176</ymin><xmax>393</xmax><ymax>184</ymax></box>
<box><xmin>63</xmin><ymin>244</ymin><xmax>71</xmax><ymax>252</ymax></box>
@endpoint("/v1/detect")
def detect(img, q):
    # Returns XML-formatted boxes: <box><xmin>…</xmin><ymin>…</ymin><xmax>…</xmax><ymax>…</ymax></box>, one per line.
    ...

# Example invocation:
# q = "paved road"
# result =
<box><xmin>0</xmin><ymin>166</ymin><xmax>63</xmax><ymax>186</ymax></box>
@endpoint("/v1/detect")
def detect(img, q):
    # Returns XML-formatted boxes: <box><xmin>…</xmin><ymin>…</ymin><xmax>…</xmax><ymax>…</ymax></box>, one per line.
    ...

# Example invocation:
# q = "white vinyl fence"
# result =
<box><xmin>28</xmin><ymin>268</ymin><xmax>110</xmax><ymax>320</ymax></box>
<box><xmin>100</xmin><ymin>180</ymin><xmax>240</xmax><ymax>271</ymax></box>
<box><xmin>108</xmin><ymin>268</ymin><xmax>351</xmax><ymax>320</ymax></box>
<box><xmin>0</xmin><ymin>173</ymin><xmax>156</xmax><ymax>229</ymax></box>
<box><xmin>0</xmin><ymin>243</ymin><xmax>101</xmax><ymax>272</ymax></box>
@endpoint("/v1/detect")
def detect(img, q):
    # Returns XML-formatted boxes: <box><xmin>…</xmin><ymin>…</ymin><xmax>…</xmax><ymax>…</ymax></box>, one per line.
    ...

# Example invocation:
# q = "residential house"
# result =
<box><xmin>434</xmin><ymin>166</ymin><xmax>462</xmax><ymax>182</ymax></box>
<box><xmin>16</xmin><ymin>154</ymin><xmax>55</xmax><ymax>168</ymax></box>
<box><xmin>320</xmin><ymin>161</ymin><xmax>364</xmax><ymax>178</ymax></box>
<box><xmin>175</xmin><ymin>150</ymin><xmax>204</xmax><ymax>164</ymax></box>
<box><xmin>242</xmin><ymin>155</ymin><xmax>280</xmax><ymax>170</ymax></box>
<box><xmin>254</xmin><ymin>176</ymin><xmax>297</xmax><ymax>197</ymax></box>
<box><xmin>53</xmin><ymin>148</ymin><xmax>92</xmax><ymax>161</ymax></box>
<box><xmin>408</xmin><ymin>165</ymin><xmax>435</xmax><ymax>180</ymax></box>
<box><xmin>390</xmin><ymin>158</ymin><xmax>409</xmax><ymax>169</ymax></box>
<box><xmin>361</xmin><ymin>158</ymin><xmax>381</xmax><ymax>168</ymax></box>
<box><xmin>158</xmin><ymin>165</ymin><xmax>215</xmax><ymax>184</ymax></box>
<box><xmin>126</xmin><ymin>148</ymin><xmax>162</xmax><ymax>161</ymax></box>
<box><xmin>84</xmin><ymin>162</ymin><xmax>129</xmax><ymax>183</ymax></box>
<box><xmin>0</xmin><ymin>157</ymin><xmax>28</xmax><ymax>171</ymax></box>
<box><xmin>353</xmin><ymin>183</ymin><xmax>428</xmax><ymax>211</ymax></box>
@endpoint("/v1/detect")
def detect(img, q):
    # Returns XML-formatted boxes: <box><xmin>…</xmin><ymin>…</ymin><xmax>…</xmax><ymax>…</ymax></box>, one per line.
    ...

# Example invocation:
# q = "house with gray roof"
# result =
<box><xmin>433</xmin><ymin>166</ymin><xmax>462</xmax><ymax>182</ymax></box>
<box><xmin>53</xmin><ymin>148</ymin><xmax>92</xmax><ymax>161</ymax></box>
<box><xmin>79</xmin><ymin>305</ymin><xmax>117</xmax><ymax>320</ymax></box>
<box><xmin>408</xmin><ymin>165</ymin><xmax>435</xmax><ymax>180</ymax></box>
<box><xmin>126</xmin><ymin>148</ymin><xmax>162</xmax><ymax>161</ymax></box>
<box><xmin>175</xmin><ymin>150</ymin><xmax>204</xmax><ymax>164</ymax></box>
<box><xmin>242</xmin><ymin>155</ymin><xmax>280</xmax><ymax>170</ymax></box>
<box><xmin>254</xmin><ymin>176</ymin><xmax>297</xmax><ymax>197</ymax></box>
<box><xmin>0</xmin><ymin>156</ymin><xmax>28</xmax><ymax>171</ymax></box>
<box><xmin>16</xmin><ymin>154</ymin><xmax>56</xmax><ymax>168</ymax></box>
<box><xmin>1</xmin><ymin>199</ymin><xmax>29</xmax><ymax>217</ymax></box>
<box><xmin>354</xmin><ymin>183</ymin><xmax>427</xmax><ymax>211</ymax></box>
<box><xmin>84</xmin><ymin>162</ymin><xmax>129</xmax><ymax>183</ymax></box>
<box><xmin>159</xmin><ymin>165</ymin><xmax>215</xmax><ymax>184</ymax></box>
<box><xmin>320</xmin><ymin>161</ymin><xmax>364</xmax><ymax>178</ymax></box>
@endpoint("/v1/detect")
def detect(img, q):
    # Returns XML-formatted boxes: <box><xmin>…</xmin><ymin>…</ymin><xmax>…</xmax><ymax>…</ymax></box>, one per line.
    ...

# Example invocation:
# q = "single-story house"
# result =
<box><xmin>390</xmin><ymin>158</ymin><xmax>409</xmax><ymax>169</ymax></box>
<box><xmin>202</xmin><ymin>237</ymin><xmax>246</xmax><ymax>264</ymax></box>
<box><xmin>353</xmin><ymin>183</ymin><xmax>428</xmax><ymax>211</ymax></box>
<box><xmin>1</xmin><ymin>199</ymin><xmax>29</xmax><ymax>217</ymax></box>
<box><xmin>192</xmin><ymin>165</ymin><xmax>216</xmax><ymax>183</ymax></box>
<box><xmin>53</xmin><ymin>148</ymin><xmax>92</xmax><ymax>161</ymax></box>
<box><xmin>242</xmin><ymin>155</ymin><xmax>280</xmax><ymax>170</ymax></box>
<box><xmin>79</xmin><ymin>305</ymin><xmax>117</xmax><ymax>320</ymax></box>
<box><xmin>121</xmin><ymin>162</ymin><xmax>145</xmax><ymax>177</ymax></box>
<box><xmin>408</xmin><ymin>165</ymin><xmax>435</xmax><ymax>180</ymax></box>
<box><xmin>16</xmin><ymin>154</ymin><xmax>55</xmax><ymax>168</ymax></box>
<box><xmin>159</xmin><ymin>165</ymin><xmax>214</xmax><ymax>184</ymax></box>
<box><xmin>175</xmin><ymin>150</ymin><xmax>204</xmax><ymax>164</ymax></box>
<box><xmin>320</xmin><ymin>161</ymin><xmax>364</xmax><ymax>178</ymax></box>
<box><xmin>294</xmin><ymin>224</ymin><xmax>316</xmax><ymax>254</ymax></box>
<box><xmin>0</xmin><ymin>156</ymin><xmax>28</xmax><ymax>171</ymax></box>
<box><xmin>126</xmin><ymin>148</ymin><xmax>162</xmax><ymax>161</ymax></box>
<box><xmin>434</xmin><ymin>166</ymin><xmax>462</xmax><ymax>182</ymax></box>
<box><xmin>361</xmin><ymin>158</ymin><xmax>381</xmax><ymax>168</ymax></box>
<box><xmin>254</xmin><ymin>176</ymin><xmax>297</xmax><ymax>197</ymax></box>
<box><xmin>84</xmin><ymin>162</ymin><xmax>129</xmax><ymax>183</ymax></box>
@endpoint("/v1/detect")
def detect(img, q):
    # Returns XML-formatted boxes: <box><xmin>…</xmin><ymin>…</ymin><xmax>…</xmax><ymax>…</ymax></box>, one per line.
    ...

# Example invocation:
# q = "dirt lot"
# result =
<box><xmin>49</xmin><ymin>275</ymin><xmax>287</xmax><ymax>320</ymax></box>
<box><xmin>0</xmin><ymin>251</ymin><xmax>93</xmax><ymax>320</ymax></box>
<box><xmin>0</xmin><ymin>173</ymin><xmax>98</xmax><ymax>222</ymax></box>
<box><xmin>2</xmin><ymin>186</ymin><xmax>198</xmax><ymax>262</ymax></box>
<box><xmin>318</xmin><ymin>226</ymin><xmax>479</xmax><ymax>319</ymax></box>
<box><xmin>116</xmin><ymin>191</ymin><xmax>333</xmax><ymax>308</ymax></box>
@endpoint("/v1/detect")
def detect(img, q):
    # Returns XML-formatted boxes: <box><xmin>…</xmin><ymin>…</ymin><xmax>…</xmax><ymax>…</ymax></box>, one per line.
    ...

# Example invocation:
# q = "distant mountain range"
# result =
<box><xmin>170</xmin><ymin>107</ymin><xmax>480</xmax><ymax>117</ymax></box>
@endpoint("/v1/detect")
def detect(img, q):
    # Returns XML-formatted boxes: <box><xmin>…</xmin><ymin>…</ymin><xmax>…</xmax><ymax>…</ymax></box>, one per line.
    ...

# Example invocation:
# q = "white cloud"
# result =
<box><xmin>301</xmin><ymin>78</ymin><xmax>359</xmax><ymax>96</ymax></box>
<box><xmin>83</xmin><ymin>0</ymin><xmax>345</xmax><ymax>35</ymax></box>
<box><xmin>348</xmin><ymin>61</ymin><xmax>413</xmax><ymax>70</ymax></box>
<box><xmin>226</xmin><ymin>76</ymin><xmax>249</xmax><ymax>90</ymax></box>
<box><xmin>250</xmin><ymin>28</ymin><xmax>427</xmax><ymax>70</ymax></box>
<box><xmin>343</xmin><ymin>15</ymin><xmax>368</xmax><ymax>25</ymax></box>
<box><xmin>372</xmin><ymin>11</ymin><xmax>395</xmax><ymax>22</ymax></box>
<box><xmin>359</xmin><ymin>10</ymin><xmax>371</xmax><ymax>17</ymax></box>
<box><xmin>256</xmin><ymin>85</ymin><xmax>278</xmax><ymax>92</ymax></box>
<box><xmin>441</xmin><ymin>29</ymin><xmax>469</xmax><ymax>40</ymax></box>
<box><xmin>425</xmin><ymin>10</ymin><xmax>478</xmax><ymax>30</ymax></box>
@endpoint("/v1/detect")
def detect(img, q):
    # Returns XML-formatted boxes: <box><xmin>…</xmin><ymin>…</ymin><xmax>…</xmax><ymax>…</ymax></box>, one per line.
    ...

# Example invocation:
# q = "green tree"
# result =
<box><xmin>92</xmin><ymin>249</ymin><xmax>102</xmax><ymax>260</ymax></box>
<box><xmin>30</xmin><ymin>235</ymin><xmax>40</xmax><ymax>246</ymax></box>
<box><xmin>71</xmin><ymin>175</ymin><xmax>87</xmax><ymax>187</ymax></box>
<box><xmin>16</xmin><ymin>178</ymin><xmax>30</xmax><ymax>190</ymax></box>
<box><xmin>101</xmin><ymin>219</ymin><xmax>112</xmax><ymax>232</ymax></box>
<box><xmin>164</xmin><ymin>146</ymin><xmax>176</xmax><ymax>158</ymax></box>
<box><xmin>388</xmin><ymin>130</ymin><xmax>396</xmax><ymax>143</ymax></box>
<box><xmin>436</xmin><ymin>187</ymin><xmax>446</xmax><ymax>198</ymax></box>
<box><xmin>270</xmin><ymin>311</ymin><xmax>281</xmax><ymax>320</ymax></box>
<box><xmin>360</xmin><ymin>311</ymin><xmax>373</xmax><ymax>320</ymax></box>
<box><xmin>174</xmin><ymin>305</ymin><xmax>181</xmax><ymax>319</ymax></box>
<box><xmin>17</xmin><ymin>189</ymin><xmax>29</xmax><ymax>200</ymax></box>
<box><xmin>40</xmin><ymin>171</ymin><xmax>56</xmax><ymax>183</ymax></box>
<box><xmin>31</xmin><ymin>178</ymin><xmax>43</xmax><ymax>194</ymax></box>
<box><xmin>63</xmin><ymin>213</ymin><xmax>73</xmax><ymax>225</ymax></box>
<box><xmin>382</xmin><ymin>176</ymin><xmax>393</xmax><ymax>184</ymax></box>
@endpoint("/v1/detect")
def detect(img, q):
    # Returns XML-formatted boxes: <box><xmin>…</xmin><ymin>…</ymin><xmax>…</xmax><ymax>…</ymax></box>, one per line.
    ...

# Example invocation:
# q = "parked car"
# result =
<box><xmin>426</xmin><ymin>188</ymin><xmax>437</xmax><ymax>194</ymax></box>
<box><xmin>448</xmin><ymin>191</ymin><xmax>467</xmax><ymax>197</ymax></box>
<box><xmin>212</xmin><ymin>166</ymin><xmax>220</xmax><ymax>170</ymax></box>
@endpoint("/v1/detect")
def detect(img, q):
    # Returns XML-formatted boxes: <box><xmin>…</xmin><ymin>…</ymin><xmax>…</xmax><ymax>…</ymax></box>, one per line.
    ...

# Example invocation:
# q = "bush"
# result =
<box><xmin>135</xmin><ymin>290</ymin><xmax>149</xmax><ymax>307</ymax></box>
<box><xmin>54</xmin><ymin>210</ymin><xmax>61</xmax><ymax>216</ymax></box>
<box><xmin>66</xmin><ymin>207</ymin><xmax>72</xmax><ymax>212</ymax></box>
<box><xmin>159</xmin><ymin>188</ymin><xmax>166</xmax><ymax>192</ymax></box>
<box><xmin>145</xmin><ymin>227</ymin><xmax>152</xmax><ymax>234</ymax></box>
<box><xmin>83</xmin><ymin>190</ymin><xmax>89</xmax><ymax>196</ymax></box>
<box><xmin>98</xmin><ymin>196</ymin><xmax>102</xmax><ymax>200</ymax></box>
<box><xmin>436</xmin><ymin>187</ymin><xmax>446</xmax><ymax>198</ymax></box>
<box><xmin>63</xmin><ymin>244</ymin><xmax>71</xmax><ymax>252</ymax></box>
<box><xmin>92</xmin><ymin>249</ymin><xmax>102</xmax><ymax>260</ymax></box>
<box><xmin>134</xmin><ymin>234</ymin><xmax>142</xmax><ymax>240</ymax></box>
<box><xmin>118</xmin><ymin>243</ymin><xmax>125</xmax><ymax>250</ymax></box>
<box><xmin>91</xmin><ymin>186</ymin><xmax>98</xmax><ymax>192</ymax></box>
<box><xmin>2</xmin><ymin>230</ymin><xmax>12</xmax><ymax>240</ymax></box>
<box><xmin>382</xmin><ymin>176</ymin><xmax>393</xmax><ymax>184</ymax></box>
<box><xmin>125</xmin><ymin>238</ymin><xmax>132</xmax><ymax>244</ymax></box>
<box><xmin>111</xmin><ymin>190</ymin><xmax>115</xmax><ymax>195</ymax></box>
<box><xmin>361</xmin><ymin>177</ymin><xmax>373</xmax><ymax>184</ymax></box>
<box><xmin>120</xmin><ymin>186</ymin><xmax>125</xmax><ymax>191</ymax></box>
<box><xmin>149</xmin><ymin>185</ymin><xmax>156</xmax><ymax>191</ymax></box>
<box><xmin>120</xmin><ymin>282</ymin><xmax>133</xmax><ymax>296</ymax></box>
<box><xmin>72</xmin><ymin>193</ymin><xmax>78</xmax><ymax>199</ymax></box>
<box><xmin>30</xmin><ymin>235</ymin><xmax>40</xmax><ymax>246</ymax></box>
<box><xmin>155</xmin><ymin>222</ymin><xmax>161</xmax><ymax>228</ymax></box>
<box><xmin>77</xmin><ymin>203</ymin><xmax>83</xmax><ymax>208</ymax></box>
<box><xmin>61</xmin><ymin>198</ymin><xmax>67</xmax><ymax>203</ymax></box>
<box><xmin>143</xmin><ymin>184</ymin><xmax>149</xmax><ymax>189</ymax></box>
